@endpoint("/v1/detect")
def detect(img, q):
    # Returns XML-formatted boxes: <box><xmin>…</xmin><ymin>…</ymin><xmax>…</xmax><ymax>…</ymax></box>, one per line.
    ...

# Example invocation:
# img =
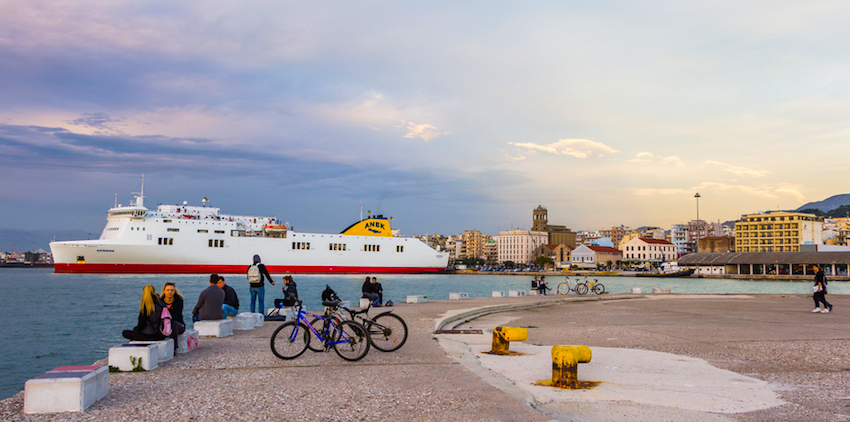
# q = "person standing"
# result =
<box><xmin>193</xmin><ymin>274</ymin><xmax>225</xmax><ymax>321</ymax></box>
<box><xmin>218</xmin><ymin>276</ymin><xmax>240</xmax><ymax>318</ymax></box>
<box><xmin>812</xmin><ymin>265</ymin><xmax>833</xmax><ymax>313</ymax></box>
<box><xmin>247</xmin><ymin>255</ymin><xmax>274</xmax><ymax>314</ymax></box>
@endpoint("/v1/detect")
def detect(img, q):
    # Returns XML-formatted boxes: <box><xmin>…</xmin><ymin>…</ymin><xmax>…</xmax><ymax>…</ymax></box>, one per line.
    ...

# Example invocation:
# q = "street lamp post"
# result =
<box><xmin>694</xmin><ymin>193</ymin><xmax>701</xmax><ymax>253</ymax></box>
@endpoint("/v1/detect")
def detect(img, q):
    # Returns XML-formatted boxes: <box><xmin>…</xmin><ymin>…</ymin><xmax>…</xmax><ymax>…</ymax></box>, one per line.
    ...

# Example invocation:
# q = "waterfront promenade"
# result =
<box><xmin>1</xmin><ymin>294</ymin><xmax>848</xmax><ymax>421</ymax></box>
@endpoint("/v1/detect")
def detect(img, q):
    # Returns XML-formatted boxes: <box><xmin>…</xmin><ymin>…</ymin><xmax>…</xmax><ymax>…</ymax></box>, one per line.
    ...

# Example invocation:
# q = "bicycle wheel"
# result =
<box><xmin>593</xmin><ymin>283</ymin><xmax>605</xmax><ymax>295</ymax></box>
<box><xmin>270</xmin><ymin>321</ymin><xmax>310</xmax><ymax>360</ymax></box>
<box><xmin>557</xmin><ymin>282</ymin><xmax>570</xmax><ymax>295</ymax></box>
<box><xmin>307</xmin><ymin>317</ymin><xmax>326</xmax><ymax>352</ymax></box>
<box><xmin>332</xmin><ymin>320</ymin><xmax>371</xmax><ymax>361</ymax></box>
<box><xmin>368</xmin><ymin>313</ymin><xmax>408</xmax><ymax>352</ymax></box>
<box><xmin>576</xmin><ymin>283</ymin><xmax>589</xmax><ymax>295</ymax></box>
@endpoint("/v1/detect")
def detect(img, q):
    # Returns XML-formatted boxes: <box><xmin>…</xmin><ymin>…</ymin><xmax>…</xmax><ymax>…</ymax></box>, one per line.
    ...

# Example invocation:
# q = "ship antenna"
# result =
<box><xmin>139</xmin><ymin>173</ymin><xmax>145</xmax><ymax>208</ymax></box>
<box><xmin>360</xmin><ymin>201</ymin><xmax>363</xmax><ymax>222</ymax></box>
<box><xmin>114</xmin><ymin>193</ymin><xmax>117</xmax><ymax>208</ymax></box>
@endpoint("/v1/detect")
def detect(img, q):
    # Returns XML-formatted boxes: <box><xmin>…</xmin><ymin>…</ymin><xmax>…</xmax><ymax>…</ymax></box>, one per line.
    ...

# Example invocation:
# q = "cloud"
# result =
<box><xmin>634</xmin><ymin>188</ymin><xmax>686</xmax><ymax>196</ymax></box>
<box><xmin>404</xmin><ymin>122</ymin><xmax>449</xmax><ymax>142</ymax></box>
<box><xmin>629</xmin><ymin>152</ymin><xmax>685</xmax><ymax>167</ymax></box>
<box><xmin>509</xmin><ymin>138</ymin><xmax>618</xmax><ymax>158</ymax></box>
<box><xmin>705</xmin><ymin>161</ymin><xmax>771</xmax><ymax>177</ymax></box>
<box><xmin>500</xmin><ymin>153</ymin><xmax>526</xmax><ymax>162</ymax></box>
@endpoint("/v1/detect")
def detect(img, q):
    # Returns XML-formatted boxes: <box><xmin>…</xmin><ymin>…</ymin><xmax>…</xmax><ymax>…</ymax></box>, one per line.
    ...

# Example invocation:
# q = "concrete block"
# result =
<box><xmin>24</xmin><ymin>370</ymin><xmax>99</xmax><ymax>414</ymax></box>
<box><xmin>508</xmin><ymin>290</ymin><xmax>528</xmax><ymax>297</ymax></box>
<box><xmin>339</xmin><ymin>300</ymin><xmax>350</xmax><ymax>308</ymax></box>
<box><xmin>359</xmin><ymin>298</ymin><xmax>372</xmax><ymax>307</ymax></box>
<box><xmin>108</xmin><ymin>344</ymin><xmax>158</xmax><ymax>372</ymax></box>
<box><xmin>48</xmin><ymin>365</ymin><xmax>108</xmax><ymax>401</ymax></box>
<box><xmin>245</xmin><ymin>312</ymin><xmax>264</xmax><ymax>327</ymax></box>
<box><xmin>194</xmin><ymin>319</ymin><xmax>234</xmax><ymax>337</ymax></box>
<box><xmin>449</xmin><ymin>292</ymin><xmax>469</xmax><ymax>300</ymax></box>
<box><xmin>631</xmin><ymin>288</ymin><xmax>642</xmax><ymax>294</ymax></box>
<box><xmin>492</xmin><ymin>291</ymin><xmax>506</xmax><ymax>297</ymax></box>
<box><xmin>129</xmin><ymin>338</ymin><xmax>174</xmax><ymax>363</ymax></box>
<box><xmin>232</xmin><ymin>314</ymin><xmax>255</xmax><ymax>330</ymax></box>
<box><xmin>406</xmin><ymin>295</ymin><xmax>427</xmax><ymax>304</ymax></box>
<box><xmin>529</xmin><ymin>290</ymin><xmax>539</xmax><ymax>296</ymax></box>
<box><xmin>652</xmin><ymin>288</ymin><xmax>671</xmax><ymax>294</ymax></box>
<box><xmin>177</xmin><ymin>330</ymin><xmax>199</xmax><ymax>354</ymax></box>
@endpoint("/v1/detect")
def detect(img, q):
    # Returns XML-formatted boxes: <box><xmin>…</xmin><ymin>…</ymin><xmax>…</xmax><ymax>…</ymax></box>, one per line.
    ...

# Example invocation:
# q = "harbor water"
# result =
<box><xmin>1</xmin><ymin>268</ymin><xmax>846</xmax><ymax>400</ymax></box>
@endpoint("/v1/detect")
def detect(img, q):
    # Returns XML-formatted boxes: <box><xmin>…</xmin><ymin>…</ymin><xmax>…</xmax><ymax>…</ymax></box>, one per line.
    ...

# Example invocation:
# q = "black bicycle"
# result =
<box><xmin>310</xmin><ymin>301</ymin><xmax>408</xmax><ymax>352</ymax></box>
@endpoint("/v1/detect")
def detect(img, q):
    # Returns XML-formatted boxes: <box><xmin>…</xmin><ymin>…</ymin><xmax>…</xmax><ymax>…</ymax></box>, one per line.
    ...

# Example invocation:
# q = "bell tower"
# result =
<box><xmin>532</xmin><ymin>205</ymin><xmax>548</xmax><ymax>232</ymax></box>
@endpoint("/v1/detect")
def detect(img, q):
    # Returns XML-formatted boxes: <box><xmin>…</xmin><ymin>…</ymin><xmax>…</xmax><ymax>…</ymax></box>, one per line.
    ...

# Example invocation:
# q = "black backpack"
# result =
<box><xmin>321</xmin><ymin>285</ymin><xmax>339</xmax><ymax>302</ymax></box>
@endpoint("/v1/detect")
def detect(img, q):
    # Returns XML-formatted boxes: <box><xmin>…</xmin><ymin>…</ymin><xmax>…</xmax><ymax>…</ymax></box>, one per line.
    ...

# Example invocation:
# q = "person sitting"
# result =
<box><xmin>537</xmin><ymin>276</ymin><xmax>550</xmax><ymax>296</ymax></box>
<box><xmin>371</xmin><ymin>276</ymin><xmax>384</xmax><ymax>306</ymax></box>
<box><xmin>123</xmin><ymin>284</ymin><xmax>178</xmax><ymax>348</ymax></box>
<box><xmin>274</xmin><ymin>275</ymin><xmax>299</xmax><ymax>308</ymax></box>
<box><xmin>160</xmin><ymin>282</ymin><xmax>186</xmax><ymax>335</ymax></box>
<box><xmin>531</xmin><ymin>276</ymin><xmax>539</xmax><ymax>290</ymax></box>
<box><xmin>192</xmin><ymin>274</ymin><xmax>225</xmax><ymax>322</ymax></box>
<box><xmin>217</xmin><ymin>276</ymin><xmax>240</xmax><ymax>318</ymax></box>
<box><xmin>362</xmin><ymin>276</ymin><xmax>380</xmax><ymax>306</ymax></box>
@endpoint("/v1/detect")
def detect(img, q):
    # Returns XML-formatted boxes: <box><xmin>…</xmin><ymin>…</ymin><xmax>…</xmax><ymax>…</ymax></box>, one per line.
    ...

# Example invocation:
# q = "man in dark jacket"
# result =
<box><xmin>217</xmin><ymin>276</ymin><xmax>240</xmax><ymax>318</ymax></box>
<box><xmin>247</xmin><ymin>254</ymin><xmax>275</xmax><ymax>314</ymax></box>
<box><xmin>812</xmin><ymin>265</ymin><xmax>833</xmax><ymax>313</ymax></box>
<box><xmin>193</xmin><ymin>274</ymin><xmax>225</xmax><ymax>321</ymax></box>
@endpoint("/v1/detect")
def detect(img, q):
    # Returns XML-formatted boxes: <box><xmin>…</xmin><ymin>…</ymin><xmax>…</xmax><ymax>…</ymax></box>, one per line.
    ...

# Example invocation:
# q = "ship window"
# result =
<box><xmin>164</xmin><ymin>219</ymin><xmax>172</xmax><ymax>223</ymax></box>
<box><xmin>169</xmin><ymin>238</ymin><xmax>173</xmax><ymax>245</ymax></box>
<box><xmin>158</xmin><ymin>238</ymin><xmax>163</xmax><ymax>245</ymax></box>
<box><xmin>168</xmin><ymin>228</ymin><xmax>179</xmax><ymax>232</ymax></box>
<box><xmin>199</xmin><ymin>229</ymin><xmax>208</xmax><ymax>233</ymax></box>
<box><xmin>215</xmin><ymin>230</ymin><xmax>224</xmax><ymax>234</ymax></box>
<box><xmin>209</xmin><ymin>239</ymin><xmax>213</xmax><ymax>247</ymax></box>
<box><xmin>397</xmin><ymin>246</ymin><xmax>404</xmax><ymax>252</ymax></box>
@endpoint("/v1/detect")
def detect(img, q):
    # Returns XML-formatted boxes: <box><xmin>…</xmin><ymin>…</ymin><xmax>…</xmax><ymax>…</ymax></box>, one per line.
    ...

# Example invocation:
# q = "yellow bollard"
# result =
<box><xmin>550</xmin><ymin>345</ymin><xmax>592</xmax><ymax>389</ymax></box>
<box><xmin>489</xmin><ymin>326</ymin><xmax>528</xmax><ymax>355</ymax></box>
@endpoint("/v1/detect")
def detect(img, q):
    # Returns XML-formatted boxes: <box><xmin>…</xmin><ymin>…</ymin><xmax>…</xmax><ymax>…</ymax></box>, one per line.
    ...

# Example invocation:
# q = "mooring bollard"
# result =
<box><xmin>490</xmin><ymin>326</ymin><xmax>527</xmax><ymax>355</ymax></box>
<box><xmin>551</xmin><ymin>345</ymin><xmax>592</xmax><ymax>388</ymax></box>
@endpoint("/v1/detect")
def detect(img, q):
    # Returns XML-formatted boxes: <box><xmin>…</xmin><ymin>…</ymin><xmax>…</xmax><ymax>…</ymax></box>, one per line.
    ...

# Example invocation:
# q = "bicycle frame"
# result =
<box><xmin>290</xmin><ymin>305</ymin><xmax>351</xmax><ymax>349</ymax></box>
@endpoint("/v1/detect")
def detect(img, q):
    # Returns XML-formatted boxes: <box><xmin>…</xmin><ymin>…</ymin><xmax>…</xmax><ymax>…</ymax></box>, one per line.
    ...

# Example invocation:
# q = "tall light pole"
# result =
<box><xmin>694</xmin><ymin>193</ymin><xmax>701</xmax><ymax>253</ymax></box>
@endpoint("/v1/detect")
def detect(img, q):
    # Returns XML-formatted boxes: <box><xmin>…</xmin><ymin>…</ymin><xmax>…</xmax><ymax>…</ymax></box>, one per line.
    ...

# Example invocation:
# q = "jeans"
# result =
<box><xmin>250</xmin><ymin>286</ymin><xmax>265</xmax><ymax>313</ymax></box>
<box><xmin>222</xmin><ymin>304</ymin><xmax>238</xmax><ymax>318</ymax></box>
<box><xmin>814</xmin><ymin>292</ymin><xmax>831</xmax><ymax>309</ymax></box>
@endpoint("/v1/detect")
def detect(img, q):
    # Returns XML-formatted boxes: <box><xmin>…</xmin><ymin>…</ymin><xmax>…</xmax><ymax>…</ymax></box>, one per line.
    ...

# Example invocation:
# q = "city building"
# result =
<box><xmin>532</xmin><ymin>244</ymin><xmax>573</xmax><ymax>265</ymax></box>
<box><xmin>460</xmin><ymin>230</ymin><xmax>489</xmax><ymax>261</ymax></box>
<box><xmin>571</xmin><ymin>245</ymin><xmax>622</xmax><ymax>269</ymax></box>
<box><xmin>670</xmin><ymin>224</ymin><xmax>689</xmax><ymax>256</ymax></box>
<box><xmin>483</xmin><ymin>238</ymin><xmax>498</xmax><ymax>265</ymax></box>
<box><xmin>532</xmin><ymin>205</ymin><xmax>577</xmax><ymax>247</ymax></box>
<box><xmin>600</xmin><ymin>226</ymin><xmax>628</xmax><ymax>248</ymax></box>
<box><xmin>699</xmin><ymin>236</ymin><xmax>735</xmax><ymax>253</ymax></box>
<box><xmin>497</xmin><ymin>229</ymin><xmax>548</xmax><ymax>265</ymax></box>
<box><xmin>734</xmin><ymin>211</ymin><xmax>823</xmax><ymax>252</ymax></box>
<box><xmin>622</xmin><ymin>238</ymin><xmax>676</xmax><ymax>268</ymax></box>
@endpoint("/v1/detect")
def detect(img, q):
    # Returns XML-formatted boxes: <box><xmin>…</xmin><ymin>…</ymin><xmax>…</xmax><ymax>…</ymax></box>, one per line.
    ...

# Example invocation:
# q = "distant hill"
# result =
<box><xmin>798</xmin><ymin>205</ymin><xmax>850</xmax><ymax>219</ymax></box>
<box><xmin>0</xmin><ymin>229</ymin><xmax>92</xmax><ymax>252</ymax></box>
<box><xmin>796</xmin><ymin>194</ymin><xmax>850</xmax><ymax>213</ymax></box>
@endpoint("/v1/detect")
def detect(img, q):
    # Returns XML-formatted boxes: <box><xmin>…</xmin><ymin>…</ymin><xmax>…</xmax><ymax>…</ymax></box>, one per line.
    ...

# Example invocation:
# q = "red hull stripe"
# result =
<box><xmin>53</xmin><ymin>263</ymin><xmax>445</xmax><ymax>274</ymax></box>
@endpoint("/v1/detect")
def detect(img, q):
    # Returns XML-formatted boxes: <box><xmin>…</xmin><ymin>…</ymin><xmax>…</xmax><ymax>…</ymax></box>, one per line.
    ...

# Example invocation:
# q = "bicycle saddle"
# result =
<box><xmin>321</xmin><ymin>300</ymin><xmax>341</xmax><ymax>307</ymax></box>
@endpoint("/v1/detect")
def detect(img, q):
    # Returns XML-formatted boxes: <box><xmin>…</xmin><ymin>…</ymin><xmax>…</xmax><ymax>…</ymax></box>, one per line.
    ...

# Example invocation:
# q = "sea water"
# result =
<box><xmin>1</xmin><ymin>268</ymin><xmax>845</xmax><ymax>400</ymax></box>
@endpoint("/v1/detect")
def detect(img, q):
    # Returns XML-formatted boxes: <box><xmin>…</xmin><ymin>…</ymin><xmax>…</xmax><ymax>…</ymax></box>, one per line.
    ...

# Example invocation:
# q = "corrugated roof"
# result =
<box><xmin>678</xmin><ymin>252</ymin><xmax>850</xmax><ymax>265</ymax></box>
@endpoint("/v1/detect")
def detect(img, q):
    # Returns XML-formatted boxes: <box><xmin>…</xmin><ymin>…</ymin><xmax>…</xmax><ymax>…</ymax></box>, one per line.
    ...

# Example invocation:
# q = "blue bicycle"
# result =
<box><xmin>270</xmin><ymin>299</ymin><xmax>371</xmax><ymax>361</ymax></box>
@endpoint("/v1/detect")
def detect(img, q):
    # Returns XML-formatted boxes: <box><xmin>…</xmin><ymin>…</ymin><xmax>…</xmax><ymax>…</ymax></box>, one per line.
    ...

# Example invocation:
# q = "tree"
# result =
<box><xmin>534</xmin><ymin>255</ymin><xmax>554</xmax><ymax>269</ymax></box>
<box><xmin>606</xmin><ymin>260</ymin><xmax>613</xmax><ymax>270</ymax></box>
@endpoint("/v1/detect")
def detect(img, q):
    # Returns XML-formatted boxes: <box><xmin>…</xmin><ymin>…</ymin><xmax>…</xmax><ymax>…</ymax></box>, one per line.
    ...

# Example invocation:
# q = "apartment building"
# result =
<box><xmin>497</xmin><ymin>229</ymin><xmax>548</xmax><ymax>265</ymax></box>
<box><xmin>622</xmin><ymin>238</ymin><xmax>676</xmax><ymax>266</ymax></box>
<box><xmin>571</xmin><ymin>245</ymin><xmax>622</xmax><ymax>269</ymax></box>
<box><xmin>734</xmin><ymin>211</ymin><xmax>823</xmax><ymax>252</ymax></box>
<box><xmin>460</xmin><ymin>230</ymin><xmax>489</xmax><ymax>260</ymax></box>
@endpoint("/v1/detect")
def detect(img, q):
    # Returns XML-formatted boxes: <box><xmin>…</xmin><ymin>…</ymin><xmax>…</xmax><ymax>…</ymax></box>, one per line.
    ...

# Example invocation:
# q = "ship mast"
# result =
<box><xmin>131</xmin><ymin>173</ymin><xmax>145</xmax><ymax>208</ymax></box>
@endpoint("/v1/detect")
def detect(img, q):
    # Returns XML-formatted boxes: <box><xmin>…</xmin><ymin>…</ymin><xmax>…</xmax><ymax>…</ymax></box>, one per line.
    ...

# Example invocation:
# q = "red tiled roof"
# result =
<box><xmin>640</xmin><ymin>238</ymin><xmax>674</xmax><ymax>245</ymax></box>
<box><xmin>587</xmin><ymin>245</ymin><xmax>622</xmax><ymax>253</ymax></box>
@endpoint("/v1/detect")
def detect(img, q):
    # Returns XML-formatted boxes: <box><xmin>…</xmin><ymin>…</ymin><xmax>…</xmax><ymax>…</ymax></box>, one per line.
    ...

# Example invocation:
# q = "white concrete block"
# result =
<box><xmin>508</xmin><ymin>290</ymin><xmax>528</xmax><ymax>297</ymax></box>
<box><xmin>177</xmin><ymin>330</ymin><xmax>199</xmax><ymax>354</ymax></box>
<box><xmin>449</xmin><ymin>292</ymin><xmax>469</xmax><ymax>300</ymax></box>
<box><xmin>232</xmin><ymin>314</ymin><xmax>255</xmax><ymax>330</ymax></box>
<box><xmin>631</xmin><ymin>288</ymin><xmax>642</xmax><ymax>294</ymax></box>
<box><xmin>359</xmin><ymin>298</ymin><xmax>372</xmax><ymax>307</ymax></box>
<box><xmin>339</xmin><ymin>300</ymin><xmax>350</xmax><ymax>308</ymax></box>
<box><xmin>528</xmin><ymin>290</ymin><xmax>539</xmax><ymax>296</ymax></box>
<box><xmin>652</xmin><ymin>288</ymin><xmax>671</xmax><ymax>294</ymax></box>
<box><xmin>108</xmin><ymin>344</ymin><xmax>158</xmax><ymax>372</ymax></box>
<box><xmin>492</xmin><ymin>291</ymin><xmax>506</xmax><ymax>297</ymax></box>
<box><xmin>25</xmin><ymin>370</ymin><xmax>99</xmax><ymax>414</ymax></box>
<box><xmin>406</xmin><ymin>295</ymin><xmax>427</xmax><ymax>304</ymax></box>
<box><xmin>194</xmin><ymin>319</ymin><xmax>234</xmax><ymax>337</ymax></box>
<box><xmin>245</xmin><ymin>312</ymin><xmax>264</xmax><ymax>327</ymax></box>
<box><xmin>48</xmin><ymin>365</ymin><xmax>108</xmax><ymax>401</ymax></box>
<box><xmin>129</xmin><ymin>338</ymin><xmax>175</xmax><ymax>363</ymax></box>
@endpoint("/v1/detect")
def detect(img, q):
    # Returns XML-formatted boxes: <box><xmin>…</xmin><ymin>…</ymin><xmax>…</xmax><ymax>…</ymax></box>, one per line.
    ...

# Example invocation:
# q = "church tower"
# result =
<box><xmin>532</xmin><ymin>205</ymin><xmax>548</xmax><ymax>232</ymax></box>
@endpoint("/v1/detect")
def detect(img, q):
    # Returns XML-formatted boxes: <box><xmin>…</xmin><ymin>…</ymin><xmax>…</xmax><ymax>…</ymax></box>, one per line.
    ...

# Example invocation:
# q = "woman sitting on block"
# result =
<box><xmin>160</xmin><ymin>282</ymin><xmax>186</xmax><ymax>335</ymax></box>
<box><xmin>123</xmin><ymin>284</ymin><xmax>179</xmax><ymax>348</ymax></box>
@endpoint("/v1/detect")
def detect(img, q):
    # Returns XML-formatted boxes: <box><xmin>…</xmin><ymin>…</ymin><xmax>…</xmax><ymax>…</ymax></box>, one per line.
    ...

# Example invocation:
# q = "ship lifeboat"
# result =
<box><xmin>264</xmin><ymin>224</ymin><xmax>287</xmax><ymax>234</ymax></box>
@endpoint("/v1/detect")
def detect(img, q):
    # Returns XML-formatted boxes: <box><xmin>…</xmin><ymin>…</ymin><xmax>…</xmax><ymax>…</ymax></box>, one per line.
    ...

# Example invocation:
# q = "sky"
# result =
<box><xmin>2</xmin><ymin>1</ymin><xmax>850</xmax><ymax>237</ymax></box>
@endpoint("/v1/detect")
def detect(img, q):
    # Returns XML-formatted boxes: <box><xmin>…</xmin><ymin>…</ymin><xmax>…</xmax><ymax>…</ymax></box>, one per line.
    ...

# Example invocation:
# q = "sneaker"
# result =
<box><xmin>821</xmin><ymin>308</ymin><xmax>830</xmax><ymax>313</ymax></box>
<box><xmin>812</xmin><ymin>307</ymin><xmax>822</xmax><ymax>312</ymax></box>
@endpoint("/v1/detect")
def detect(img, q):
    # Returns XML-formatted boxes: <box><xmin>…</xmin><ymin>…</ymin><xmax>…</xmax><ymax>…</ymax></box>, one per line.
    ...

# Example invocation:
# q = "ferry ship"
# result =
<box><xmin>50</xmin><ymin>182</ymin><xmax>448</xmax><ymax>274</ymax></box>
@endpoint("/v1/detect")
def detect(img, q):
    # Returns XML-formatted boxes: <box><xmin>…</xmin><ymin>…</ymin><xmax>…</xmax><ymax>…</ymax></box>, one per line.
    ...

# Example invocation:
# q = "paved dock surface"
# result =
<box><xmin>2</xmin><ymin>293</ymin><xmax>848</xmax><ymax>421</ymax></box>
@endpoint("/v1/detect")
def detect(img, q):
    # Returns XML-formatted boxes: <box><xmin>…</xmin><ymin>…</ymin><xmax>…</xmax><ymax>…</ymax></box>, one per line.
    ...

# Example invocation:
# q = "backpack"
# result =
<box><xmin>247</xmin><ymin>264</ymin><xmax>260</xmax><ymax>283</ymax></box>
<box><xmin>160</xmin><ymin>306</ymin><xmax>173</xmax><ymax>336</ymax></box>
<box><xmin>321</xmin><ymin>285</ymin><xmax>339</xmax><ymax>302</ymax></box>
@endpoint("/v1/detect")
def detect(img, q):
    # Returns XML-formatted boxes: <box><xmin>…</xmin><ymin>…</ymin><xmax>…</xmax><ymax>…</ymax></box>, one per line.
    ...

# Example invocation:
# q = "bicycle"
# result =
<box><xmin>557</xmin><ymin>277</ymin><xmax>581</xmax><ymax>295</ymax></box>
<box><xmin>583</xmin><ymin>278</ymin><xmax>606</xmax><ymax>295</ymax></box>
<box><xmin>309</xmin><ymin>301</ymin><xmax>408</xmax><ymax>352</ymax></box>
<box><xmin>270</xmin><ymin>299</ymin><xmax>371</xmax><ymax>361</ymax></box>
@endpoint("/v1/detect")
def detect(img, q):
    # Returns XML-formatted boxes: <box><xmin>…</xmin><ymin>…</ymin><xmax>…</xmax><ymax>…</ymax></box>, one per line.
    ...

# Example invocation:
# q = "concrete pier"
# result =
<box><xmin>2</xmin><ymin>293</ymin><xmax>848</xmax><ymax>421</ymax></box>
